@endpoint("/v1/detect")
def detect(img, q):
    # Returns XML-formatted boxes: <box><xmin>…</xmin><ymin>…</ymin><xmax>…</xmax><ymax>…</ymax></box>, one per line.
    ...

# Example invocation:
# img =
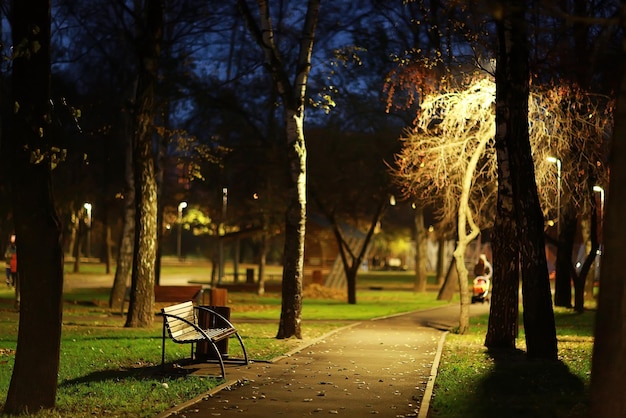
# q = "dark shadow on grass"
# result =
<box><xmin>462</xmin><ymin>348</ymin><xmax>588</xmax><ymax>418</ymax></box>
<box><xmin>58</xmin><ymin>358</ymin><xmax>221</xmax><ymax>388</ymax></box>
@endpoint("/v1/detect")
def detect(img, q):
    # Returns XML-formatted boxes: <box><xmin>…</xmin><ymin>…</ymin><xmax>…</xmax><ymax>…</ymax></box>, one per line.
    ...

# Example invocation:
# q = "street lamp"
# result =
<box><xmin>546</xmin><ymin>156</ymin><xmax>561</xmax><ymax>235</ymax></box>
<box><xmin>219</xmin><ymin>188</ymin><xmax>228</xmax><ymax>282</ymax></box>
<box><xmin>593</xmin><ymin>185</ymin><xmax>605</xmax><ymax>218</ymax></box>
<box><xmin>177</xmin><ymin>201</ymin><xmax>187</xmax><ymax>261</ymax></box>
<box><xmin>83</xmin><ymin>203</ymin><xmax>92</xmax><ymax>259</ymax></box>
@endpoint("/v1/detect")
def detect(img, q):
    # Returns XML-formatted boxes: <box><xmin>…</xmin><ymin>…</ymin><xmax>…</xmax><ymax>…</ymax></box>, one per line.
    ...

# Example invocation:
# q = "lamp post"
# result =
<box><xmin>83</xmin><ymin>203</ymin><xmax>92</xmax><ymax>260</ymax></box>
<box><xmin>177</xmin><ymin>201</ymin><xmax>187</xmax><ymax>261</ymax></box>
<box><xmin>219</xmin><ymin>188</ymin><xmax>228</xmax><ymax>282</ymax></box>
<box><xmin>546</xmin><ymin>156</ymin><xmax>561</xmax><ymax>235</ymax></box>
<box><xmin>593</xmin><ymin>185</ymin><xmax>605</xmax><ymax>219</ymax></box>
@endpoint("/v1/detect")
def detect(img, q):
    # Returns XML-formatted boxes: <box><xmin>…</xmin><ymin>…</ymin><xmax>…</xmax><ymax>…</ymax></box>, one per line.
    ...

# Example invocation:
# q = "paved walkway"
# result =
<box><xmin>157</xmin><ymin>303</ymin><xmax>490</xmax><ymax>418</ymax></box>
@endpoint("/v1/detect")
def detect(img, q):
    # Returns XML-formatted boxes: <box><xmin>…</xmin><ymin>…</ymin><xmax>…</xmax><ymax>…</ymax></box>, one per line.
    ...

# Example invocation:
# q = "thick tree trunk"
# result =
<box><xmin>589</xmin><ymin>5</ymin><xmax>626</xmax><ymax>413</ymax></box>
<box><xmin>488</xmin><ymin>62</ymin><xmax>521</xmax><ymax>349</ymax></box>
<box><xmin>497</xmin><ymin>0</ymin><xmax>557</xmax><ymax>360</ymax></box>
<box><xmin>277</xmin><ymin>111</ymin><xmax>306</xmax><ymax>338</ymax></box>
<box><xmin>413</xmin><ymin>208</ymin><xmax>428</xmax><ymax>292</ymax></box>
<box><xmin>4</xmin><ymin>0</ymin><xmax>64</xmax><ymax>413</ymax></box>
<box><xmin>485</xmin><ymin>143</ymin><xmax>519</xmax><ymax>348</ymax></box>
<box><xmin>125</xmin><ymin>0</ymin><xmax>163</xmax><ymax>328</ymax></box>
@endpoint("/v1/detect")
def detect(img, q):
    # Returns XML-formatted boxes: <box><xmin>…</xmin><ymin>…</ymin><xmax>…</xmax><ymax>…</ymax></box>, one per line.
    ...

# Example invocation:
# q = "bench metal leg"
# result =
<box><xmin>161</xmin><ymin>317</ymin><xmax>167</xmax><ymax>368</ymax></box>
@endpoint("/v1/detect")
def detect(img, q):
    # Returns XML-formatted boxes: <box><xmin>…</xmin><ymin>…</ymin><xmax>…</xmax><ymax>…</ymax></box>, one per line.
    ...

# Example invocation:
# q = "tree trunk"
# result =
<box><xmin>554</xmin><ymin>200</ymin><xmax>576</xmax><ymax>307</ymax></box>
<box><xmin>109</xmin><ymin>133</ymin><xmax>135</xmax><ymax>311</ymax></box>
<box><xmin>257</xmin><ymin>229</ymin><xmax>268</xmax><ymax>296</ymax></box>
<box><xmin>453</xmin><ymin>106</ymin><xmax>490</xmax><ymax>333</ymax></box>
<box><xmin>413</xmin><ymin>207</ymin><xmax>428</xmax><ymax>292</ymax></box>
<box><xmin>496</xmin><ymin>0</ymin><xmax>557</xmax><ymax>360</ymax></box>
<box><xmin>589</xmin><ymin>5</ymin><xmax>626</xmax><ymax>413</ymax></box>
<box><xmin>485</xmin><ymin>141</ymin><xmax>519</xmax><ymax>348</ymax></box>
<box><xmin>4</xmin><ymin>0</ymin><xmax>64</xmax><ymax>413</ymax></box>
<box><xmin>238</xmin><ymin>0</ymin><xmax>320</xmax><ymax>338</ymax></box>
<box><xmin>73</xmin><ymin>218</ymin><xmax>83</xmax><ymax>273</ymax></box>
<box><xmin>580</xmin><ymin>218</ymin><xmax>597</xmax><ymax>302</ymax></box>
<box><xmin>125</xmin><ymin>0</ymin><xmax>163</xmax><ymax>328</ymax></box>
<box><xmin>277</xmin><ymin>110</ymin><xmax>306</xmax><ymax>338</ymax></box>
<box><xmin>573</xmin><ymin>186</ymin><xmax>600</xmax><ymax>312</ymax></box>
<box><xmin>67</xmin><ymin>212</ymin><xmax>79</xmax><ymax>260</ymax></box>
<box><xmin>437</xmin><ymin>255</ymin><xmax>458</xmax><ymax>301</ymax></box>
<box><xmin>436</xmin><ymin>235</ymin><xmax>446</xmax><ymax>286</ymax></box>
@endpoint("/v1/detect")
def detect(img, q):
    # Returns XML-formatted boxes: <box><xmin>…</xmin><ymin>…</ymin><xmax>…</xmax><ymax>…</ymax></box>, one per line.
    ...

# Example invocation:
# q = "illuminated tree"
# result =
<box><xmin>393</xmin><ymin>76</ymin><xmax>610</xmax><ymax>337</ymax></box>
<box><xmin>238</xmin><ymin>0</ymin><xmax>321</xmax><ymax>339</ymax></box>
<box><xmin>394</xmin><ymin>78</ymin><xmax>497</xmax><ymax>333</ymax></box>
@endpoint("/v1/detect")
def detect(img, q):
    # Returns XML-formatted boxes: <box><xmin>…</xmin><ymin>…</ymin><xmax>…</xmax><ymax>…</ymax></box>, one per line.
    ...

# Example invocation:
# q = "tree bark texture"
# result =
<box><xmin>486</xmin><ymin>131</ymin><xmax>519</xmax><ymax>348</ymax></box>
<box><xmin>496</xmin><ymin>0</ymin><xmax>557</xmax><ymax>360</ymax></box>
<box><xmin>589</xmin><ymin>4</ymin><xmax>626</xmax><ymax>413</ymax></box>
<box><xmin>4</xmin><ymin>0</ymin><xmax>64</xmax><ymax>413</ymax></box>
<box><xmin>277</xmin><ymin>111</ymin><xmax>306</xmax><ymax>338</ymax></box>
<box><xmin>125</xmin><ymin>0</ymin><xmax>163</xmax><ymax>328</ymax></box>
<box><xmin>413</xmin><ymin>208</ymin><xmax>428</xmax><ymax>292</ymax></box>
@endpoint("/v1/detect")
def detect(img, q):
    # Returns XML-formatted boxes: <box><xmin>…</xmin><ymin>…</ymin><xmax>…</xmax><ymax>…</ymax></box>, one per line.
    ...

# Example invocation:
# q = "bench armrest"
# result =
<box><xmin>194</xmin><ymin>306</ymin><xmax>236</xmax><ymax>329</ymax></box>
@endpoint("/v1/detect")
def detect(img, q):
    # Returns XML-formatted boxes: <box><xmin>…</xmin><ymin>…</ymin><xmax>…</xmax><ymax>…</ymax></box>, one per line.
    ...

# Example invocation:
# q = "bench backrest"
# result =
<box><xmin>155</xmin><ymin>285</ymin><xmax>203</xmax><ymax>303</ymax></box>
<box><xmin>162</xmin><ymin>301</ymin><xmax>196</xmax><ymax>339</ymax></box>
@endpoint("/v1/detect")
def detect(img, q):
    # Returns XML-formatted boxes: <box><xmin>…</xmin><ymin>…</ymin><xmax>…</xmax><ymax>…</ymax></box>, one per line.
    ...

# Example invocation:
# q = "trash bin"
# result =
<box><xmin>312</xmin><ymin>270</ymin><xmax>323</xmax><ymax>285</ymax></box>
<box><xmin>196</xmin><ymin>305</ymin><xmax>231</xmax><ymax>360</ymax></box>
<box><xmin>246</xmin><ymin>268</ymin><xmax>255</xmax><ymax>284</ymax></box>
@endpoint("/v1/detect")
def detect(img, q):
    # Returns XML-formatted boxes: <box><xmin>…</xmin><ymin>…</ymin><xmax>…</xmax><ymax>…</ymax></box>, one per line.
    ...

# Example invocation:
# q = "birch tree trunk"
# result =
<box><xmin>238</xmin><ymin>0</ymin><xmax>320</xmax><ymax>338</ymax></box>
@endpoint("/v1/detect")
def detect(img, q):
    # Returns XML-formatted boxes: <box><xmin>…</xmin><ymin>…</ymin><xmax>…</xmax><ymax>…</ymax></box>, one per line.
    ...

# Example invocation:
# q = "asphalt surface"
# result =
<box><xmin>156</xmin><ymin>303</ymin><xmax>490</xmax><ymax>418</ymax></box>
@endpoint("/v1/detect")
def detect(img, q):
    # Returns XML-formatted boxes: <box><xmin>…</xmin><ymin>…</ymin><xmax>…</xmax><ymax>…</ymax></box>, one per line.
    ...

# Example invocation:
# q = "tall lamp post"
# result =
<box><xmin>218</xmin><ymin>188</ymin><xmax>228</xmax><ymax>282</ymax></box>
<box><xmin>546</xmin><ymin>156</ymin><xmax>562</xmax><ymax>235</ymax></box>
<box><xmin>177</xmin><ymin>201</ymin><xmax>187</xmax><ymax>261</ymax></box>
<box><xmin>83</xmin><ymin>203</ymin><xmax>92</xmax><ymax>260</ymax></box>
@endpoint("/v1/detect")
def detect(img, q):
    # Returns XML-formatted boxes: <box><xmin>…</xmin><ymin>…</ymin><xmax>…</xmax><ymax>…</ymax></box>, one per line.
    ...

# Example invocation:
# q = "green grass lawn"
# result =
<box><xmin>0</xmin><ymin>266</ymin><xmax>595</xmax><ymax>418</ymax></box>
<box><xmin>0</xmin><ymin>268</ymin><xmax>448</xmax><ymax>417</ymax></box>
<box><xmin>430</xmin><ymin>307</ymin><xmax>594</xmax><ymax>418</ymax></box>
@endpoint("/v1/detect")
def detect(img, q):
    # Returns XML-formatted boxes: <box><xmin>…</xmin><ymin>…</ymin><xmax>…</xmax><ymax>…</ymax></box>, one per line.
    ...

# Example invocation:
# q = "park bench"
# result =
<box><xmin>160</xmin><ymin>300</ymin><xmax>248</xmax><ymax>377</ymax></box>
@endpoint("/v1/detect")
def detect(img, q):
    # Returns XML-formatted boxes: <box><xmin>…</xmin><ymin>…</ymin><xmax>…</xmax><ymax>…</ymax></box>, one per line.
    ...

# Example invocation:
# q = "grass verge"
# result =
<box><xmin>430</xmin><ymin>307</ymin><xmax>594</xmax><ymax>418</ymax></box>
